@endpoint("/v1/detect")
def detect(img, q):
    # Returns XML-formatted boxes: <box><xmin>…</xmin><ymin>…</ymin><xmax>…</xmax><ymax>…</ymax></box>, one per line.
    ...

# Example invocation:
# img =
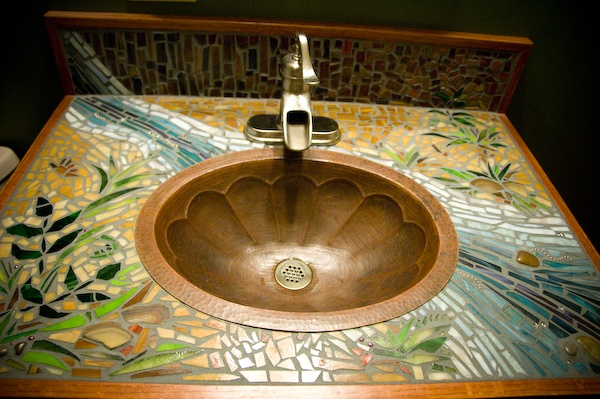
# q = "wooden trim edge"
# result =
<box><xmin>43</xmin><ymin>11</ymin><xmax>533</xmax><ymax>51</ymax></box>
<box><xmin>45</xmin><ymin>17</ymin><xmax>75</xmax><ymax>95</ymax></box>
<box><xmin>0</xmin><ymin>97</ymin><xmax>74</xmax><ymax>209</ymax></box>
<box><xmin>1</xmin><ymin>377</ymin><xmax>600</xmax><ymax>399</ymax></box>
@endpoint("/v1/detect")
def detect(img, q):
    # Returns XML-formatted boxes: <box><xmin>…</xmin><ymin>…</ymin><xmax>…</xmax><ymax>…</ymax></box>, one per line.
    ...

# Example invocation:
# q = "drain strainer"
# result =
<box><xmin>274</xmin><ymin>258</ymin><xmax>313</xmax><ymax>290</ymax></box>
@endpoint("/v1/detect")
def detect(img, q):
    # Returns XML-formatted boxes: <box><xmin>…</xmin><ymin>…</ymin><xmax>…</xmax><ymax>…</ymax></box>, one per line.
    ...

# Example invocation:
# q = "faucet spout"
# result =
<box><xmin>280</xmin><ymin>33</ymin><xmax>318</xmax><ymax>151</ymax></box>
<box><xmin>281</xmin><ymin>92</ymin><xmax>312</xmax><ymax>151</ymax></box>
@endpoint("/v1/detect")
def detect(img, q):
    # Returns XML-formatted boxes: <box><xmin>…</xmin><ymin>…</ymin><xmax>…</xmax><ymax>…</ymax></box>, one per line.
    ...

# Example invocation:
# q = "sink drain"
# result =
<box><xmin>274</xmin><ymin>258</ymin><xmax>313</xmax><ymax>290</ymax></box>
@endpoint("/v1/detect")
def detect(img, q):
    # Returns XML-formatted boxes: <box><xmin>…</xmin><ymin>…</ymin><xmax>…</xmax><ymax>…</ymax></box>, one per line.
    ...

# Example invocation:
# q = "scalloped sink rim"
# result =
<box><xmin>135</xmin><ymin>148</ymin><xmax>459</xmax><ymax>332</ymax></box>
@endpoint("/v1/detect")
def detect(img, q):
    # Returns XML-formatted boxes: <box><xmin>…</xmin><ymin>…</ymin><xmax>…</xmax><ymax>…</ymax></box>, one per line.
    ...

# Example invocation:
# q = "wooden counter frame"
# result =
<box><xmin>3</xmin><ymin>376</ymin><xmax>600</xmax><ymax>399</ymax></box>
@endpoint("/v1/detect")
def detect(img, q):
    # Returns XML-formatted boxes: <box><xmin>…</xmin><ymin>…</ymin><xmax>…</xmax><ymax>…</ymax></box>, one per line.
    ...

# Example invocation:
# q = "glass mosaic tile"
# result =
<box><xmin>52</xmin><ymin>26</ymin><xmax>528</xmax><ymax>112</ymax></box>
<box><xmin>0</xmin><ymin>96</ymin><xmax>599</xmax><ymax>388</ymax></box>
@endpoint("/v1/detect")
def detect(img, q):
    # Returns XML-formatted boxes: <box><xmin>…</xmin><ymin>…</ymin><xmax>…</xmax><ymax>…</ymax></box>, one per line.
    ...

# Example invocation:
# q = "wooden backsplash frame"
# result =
<box><xmin>44</xmin><ymin>11</ymin><xmax>532</xmax><ymax>112</ymax></box>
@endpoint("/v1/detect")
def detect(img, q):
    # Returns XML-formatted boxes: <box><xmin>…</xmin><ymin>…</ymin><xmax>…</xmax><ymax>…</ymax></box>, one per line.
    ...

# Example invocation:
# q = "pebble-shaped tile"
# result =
<box><xmin>577</xmin><ymin>336</ymin><xmax>600</xmax><ymax>363</ymax></box>
<box><xmin>516</xmin><ymin>250</ymin><xmax>541</xmax><ymax>267</ymax></box>
<box><xmin>564</xmin><ymin>341</ymin><xmax>578</xmax><ymax>356</ymax></box>
<box><xmin>14</xmin><ymin>342</ymin><xmax>27</xmax><ymax>355</ymax></box>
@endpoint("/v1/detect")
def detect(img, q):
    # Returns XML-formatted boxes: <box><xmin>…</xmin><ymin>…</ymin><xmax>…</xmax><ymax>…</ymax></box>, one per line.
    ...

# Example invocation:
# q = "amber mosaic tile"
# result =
<box><xmin>1</xmin><ymin>96</ymin><xmax>599</xmax><ymax>388</ymax></box>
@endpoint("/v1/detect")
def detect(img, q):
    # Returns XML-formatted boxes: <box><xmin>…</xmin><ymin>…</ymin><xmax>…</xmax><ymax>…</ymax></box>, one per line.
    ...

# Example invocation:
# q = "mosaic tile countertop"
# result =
<box><xmin>1</xmin><ymin>96</ymin><xmax>599</xmax><ymax>390</ymax></box>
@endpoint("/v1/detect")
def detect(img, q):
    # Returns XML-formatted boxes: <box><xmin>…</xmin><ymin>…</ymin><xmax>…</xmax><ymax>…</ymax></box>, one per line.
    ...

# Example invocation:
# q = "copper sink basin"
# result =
<box><xmin>135</xmin><ymin>148</ymin><xmax>458</xmax><ymax>331</ymax></box>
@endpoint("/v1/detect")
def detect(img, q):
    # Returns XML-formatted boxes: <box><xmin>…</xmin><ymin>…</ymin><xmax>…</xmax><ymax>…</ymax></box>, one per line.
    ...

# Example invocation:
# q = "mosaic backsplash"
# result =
<box><xmin>1</xmin><ymin>96</ymin><xmax>599</xmax><ymax>386</ymax></box>
<box><xmin>56</xmin><ymin>28</ymin><xmax>526</xmax><ymax>112</ymax></box>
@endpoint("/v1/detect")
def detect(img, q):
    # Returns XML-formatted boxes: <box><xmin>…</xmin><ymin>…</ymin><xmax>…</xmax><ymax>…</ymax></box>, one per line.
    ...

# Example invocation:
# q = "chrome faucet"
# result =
<box><xmin>244</xmin><ymin>33</ymin><xmax>340</xmax><ymax>151</ymax></box>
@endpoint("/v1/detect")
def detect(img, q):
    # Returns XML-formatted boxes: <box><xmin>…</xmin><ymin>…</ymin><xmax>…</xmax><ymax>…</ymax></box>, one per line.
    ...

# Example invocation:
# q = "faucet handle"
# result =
<box><xmin>296</xmin><ymin>33</ymin><xmax>319</xmax><ymax>86</ymax></box>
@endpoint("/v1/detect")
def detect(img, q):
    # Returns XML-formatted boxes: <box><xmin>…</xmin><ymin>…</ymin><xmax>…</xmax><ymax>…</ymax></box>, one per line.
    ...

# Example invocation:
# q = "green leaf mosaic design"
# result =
<box><xmin>1</xmin><ymin>97</ymin><xmax>599</xmax><ymax>388</ymax></box>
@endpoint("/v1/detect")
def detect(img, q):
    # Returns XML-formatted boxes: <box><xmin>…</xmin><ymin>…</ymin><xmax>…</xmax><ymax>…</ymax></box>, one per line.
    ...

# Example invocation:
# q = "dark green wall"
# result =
<box><xmin>2</xmin><ymin>1</ymin><xmax>597</xmax><ymax>250</ymax></box>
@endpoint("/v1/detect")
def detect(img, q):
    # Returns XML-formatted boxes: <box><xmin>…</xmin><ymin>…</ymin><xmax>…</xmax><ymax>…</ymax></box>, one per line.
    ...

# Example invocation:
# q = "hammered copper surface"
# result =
<box><xmin>135</xmin><ymin>148</ymin><xmax>458</xmax><ymax>331</ymax></box>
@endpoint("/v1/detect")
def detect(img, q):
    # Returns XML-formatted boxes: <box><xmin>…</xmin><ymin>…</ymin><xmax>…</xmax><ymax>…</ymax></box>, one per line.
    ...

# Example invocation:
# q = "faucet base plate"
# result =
<box><xmin>244</xmin><ymin>114</ymin><xmax>341</xmax><ymax>147</ymax></box>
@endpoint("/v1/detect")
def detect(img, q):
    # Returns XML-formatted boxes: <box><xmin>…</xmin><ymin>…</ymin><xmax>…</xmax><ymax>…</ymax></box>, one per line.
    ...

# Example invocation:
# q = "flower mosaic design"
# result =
<box><xmin>423</xmin><ymin>109</ymin><xmax>506</xmax><ymax>158</ymax></box>
<box><xmin>49</xmin><ymin>158</ymin><xmax>79</xmax><ymax>177</ymax></box>
<box><xmin>435</xmin><ymin>161</ymin><xmax>551</xmax><ymax>215</ymax></box>
<box><xmin>380</xmin><ymin>108</ymin><xmax>550</xmax><ymax>216</ymax></box>
<box><xmin>0</xmin><ymin>154</ymin><xmax>158</xmax><ymax>347</ymax></box>
<box><xmin>371</xmin><ymin>316</ymin><xmax>454</xmax><ymax>372</ymax></box>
